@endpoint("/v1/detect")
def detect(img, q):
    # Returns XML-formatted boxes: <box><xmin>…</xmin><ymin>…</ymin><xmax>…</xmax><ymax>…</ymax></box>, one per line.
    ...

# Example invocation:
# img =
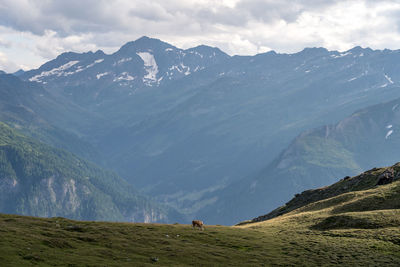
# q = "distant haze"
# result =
<box><xmin>1</xmin><ymin>0</ymin><xmax>400</xmax><ymax>72</ymax></box>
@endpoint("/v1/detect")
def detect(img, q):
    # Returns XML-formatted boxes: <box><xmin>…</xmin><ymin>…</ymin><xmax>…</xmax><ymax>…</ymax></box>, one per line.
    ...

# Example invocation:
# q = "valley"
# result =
<box><xmin>7</xmin><ymin>37</ymin><xmax>400</xmax><ymax>224</ymax></box>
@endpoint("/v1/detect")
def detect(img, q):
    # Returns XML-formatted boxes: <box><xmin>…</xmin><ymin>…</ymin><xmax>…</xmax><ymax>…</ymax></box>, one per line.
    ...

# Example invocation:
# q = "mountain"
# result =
<box><xmin>12</xmin><ymin>69</ymin><xmax>25</xmax><ymax>77</ymax></box>
<box><xmin>19</xmin><ymin>39</ymin><xmax>400</xmax><ymax>221</ymax></box>
<box><xmin>1</xmin><ymin>164</ymin><xmax>399</xmax><ymax>265</ymax></box>
<box><xmin>0</xmin><ymin>73</ymin><xmax>103</xmax><ymax>163</ymax></box>
<box><xmin>203</xmin><ymin>96</ymin><xmax>400</xmax><ymax>225</ymax></box>
<box><xmin>92</xmin><ymin>45</ymin><xmax>400</xmax><ymax>216</ymax></box>
<box><xmin>0</xmin><ymin>70</ymin><xmax>5</xmax><ymax>75</ymax></box>
<box><xmin>21</xmin><ymin>36</ymin><xmax>230</xmax><ymax>106</ymax></box>
<box><xmin>0</xmin><ymin>121</ymin><xmax>182</xmax><ymax>223</ymax></box>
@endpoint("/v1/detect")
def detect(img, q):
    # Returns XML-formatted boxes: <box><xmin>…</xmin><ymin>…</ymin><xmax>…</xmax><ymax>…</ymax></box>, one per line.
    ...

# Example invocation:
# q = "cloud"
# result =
<box><xmin>1</xmin><ymin>0</ymin><xmax>400</xmax><ymax>71</ymax></box>
<box><xmin>0</xmin><ymin>38</ymin><xmax>11</xmax><ymax>48</ymax></box>
<box><xmin>0</xmin><ymin>51</ymin><xmax>19</xmax><ymax>72</ymax></box>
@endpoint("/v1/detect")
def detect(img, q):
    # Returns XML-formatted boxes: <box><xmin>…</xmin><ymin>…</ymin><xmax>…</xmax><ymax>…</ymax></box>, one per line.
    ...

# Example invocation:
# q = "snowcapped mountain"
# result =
<box><xmin>17</xmin><ymin>38</ymin><xmax>400</xmax><ymax>224</ymax></box>
<box><xmin>21</xmin><ymin>36</ymin><xmax>229</xmax><ymax>104</ymax></box>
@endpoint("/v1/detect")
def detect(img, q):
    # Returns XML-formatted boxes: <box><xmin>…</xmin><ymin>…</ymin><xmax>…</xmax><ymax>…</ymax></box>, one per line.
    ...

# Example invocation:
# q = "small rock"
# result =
<box><xmin>151</xmin><ymin>256</ymin><xmax>159</xmax><ymax>262</ymax></box>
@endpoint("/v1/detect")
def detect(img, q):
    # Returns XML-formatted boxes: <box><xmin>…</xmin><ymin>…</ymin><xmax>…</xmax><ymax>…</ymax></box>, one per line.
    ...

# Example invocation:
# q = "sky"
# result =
<box><xmin>1</xmin><ymin>0</ymin><xmax>400</xmax><ymax>72</ymax></box>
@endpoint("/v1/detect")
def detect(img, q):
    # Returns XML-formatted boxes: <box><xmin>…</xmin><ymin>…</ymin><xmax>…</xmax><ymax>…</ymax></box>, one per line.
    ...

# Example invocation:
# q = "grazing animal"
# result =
<box><xmin>192</xmin><ymin>220</ymin><xmax>204</xmax><ymax>230</ymax></box>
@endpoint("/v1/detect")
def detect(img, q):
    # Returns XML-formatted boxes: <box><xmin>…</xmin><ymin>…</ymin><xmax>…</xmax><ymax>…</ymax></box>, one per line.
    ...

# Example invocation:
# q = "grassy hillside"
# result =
<box><xmin>248</xmin><ymin>163</ymin><xmax>400</xmax><ymax>223</ymax></box>
<box><xmin>0</xmin><ymin>121</ymin><xmax>181</xmax><ymax>223</ymax></box>
<box><xmin>1</xmin><ymin>164</ymin><xmax>400</xmax><ymax>266</ymax></box>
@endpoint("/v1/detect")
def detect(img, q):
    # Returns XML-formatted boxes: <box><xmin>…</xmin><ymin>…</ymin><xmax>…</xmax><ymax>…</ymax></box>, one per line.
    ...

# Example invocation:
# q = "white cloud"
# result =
<box><xmin>0</xmin><ymin>51</ymin><xmax>19</xmax><ymax>72</ymax></box>
<box><xmin>1</xmin><ymin>0</ymin><xmax>400</xmax><ymax>72</ymax></box>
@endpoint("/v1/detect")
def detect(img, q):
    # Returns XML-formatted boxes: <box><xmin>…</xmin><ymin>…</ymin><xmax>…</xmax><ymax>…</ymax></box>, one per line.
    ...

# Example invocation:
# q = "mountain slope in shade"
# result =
<box><xmin>0</xmin><ymin>122</ymin><xmax>182</xmax><ymax>223</ymax></box>
<box><xmin>202</xmin><ymin>96</ymin><xmax>400</xmax><ymax>225</ymax></box>
<box><xmin>0</xmin><ymin>73</ymin><xmax>103</xmax><ymax>164</ymax></box>
<box><xmin>12</xmin><ymin>69</ymin><xmax>25</xmax><ymax>76</ymax></box>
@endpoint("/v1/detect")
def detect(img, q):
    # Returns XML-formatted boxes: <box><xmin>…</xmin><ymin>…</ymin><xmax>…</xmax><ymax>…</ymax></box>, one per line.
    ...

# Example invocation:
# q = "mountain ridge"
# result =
<box><xmin>16</xmin><ymin>37</ymin><xmax>400</xmax><ymax>224</ymax></box>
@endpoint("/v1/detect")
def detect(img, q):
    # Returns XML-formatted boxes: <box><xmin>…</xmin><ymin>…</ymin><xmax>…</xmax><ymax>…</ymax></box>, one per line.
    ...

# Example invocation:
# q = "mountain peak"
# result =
<box><xmin>186</xmin><ymin>45</ymin><xmax>230</xmax><ymax>59</ymax></box>
<box><xmin>118</xmin><ymin>36</ymin><xmax>175</xmax><ymax>54</ymax></box>
<box><xmin>298</xmin><ymin>47</ymin><xmax>329</xmax><ymax>56</ymax></box>
<box><xmin>13</xmin><ymin>69</ymin><xmax>25</xmax><ymax>77</ymax></box>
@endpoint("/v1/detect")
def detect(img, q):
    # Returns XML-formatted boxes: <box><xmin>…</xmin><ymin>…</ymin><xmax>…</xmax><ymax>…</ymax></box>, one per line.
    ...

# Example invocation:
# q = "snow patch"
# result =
<box><xmin>114</xmin><ymin>57</ymin><xmax>132</xmax><ymax>66</ymax></box>
<box><xmin>86</xmin><ymin>58</ymin><xmax>104</xmax><ymax>68</ymax></box>
<box><xmin>348</xmin><ymin>77</ymin><xmax>357</xmax><ymax>82</ymax></box>
<box><xmin>137</xmin><ymin>52</ymin><xmax>158</xmax><ymax>84</ymax></box>
<box><xmin>113</xmin><ymin>72</ymin><xmax>135</xmax><ymax>82</ymax></box>
<box><xmin>165</xmin><ymin>48</ymin><xmax>173</xmax><ymax>52</ymax></box>
<box><xmin>331</xmin><ymin>52</ymin><xmax>352</xmax><ymax>58</ymax></box>
<box><xmin>29</xmin><ymin>60</ymin><xmax>79</xmax><ymax>82</ymax></box>
<box><xmin>96</xmin><ymin>72</ymin><xmax>110</xmax><ymax>79</ymax></box>
<box><xmin>384</xmin><ymin>74</ymin><xmax>394</xmax><ymax>84</ymax></box>
<box><xmin>393</xmin><ymin>104</ymin><xmax>399</xmax><ymax>111</ymax></box>
<box><xmin>387</xmin><ymin>125</ymin><xmax>393</xmax><ymax>129</ymax></box>
<box><xmin>189</xmin><ymin>51</ymin><xmax>204</xmax><ymax>58</ymax></box>
<box><xmin>380</xmin><ymin>83</ymin><xmax>388</xmax><ymax>88</ymax></box>
<box><xmin>385</xmin><ymin>130</ymin><xmax>393</xmax><ymax>139</ymax></box>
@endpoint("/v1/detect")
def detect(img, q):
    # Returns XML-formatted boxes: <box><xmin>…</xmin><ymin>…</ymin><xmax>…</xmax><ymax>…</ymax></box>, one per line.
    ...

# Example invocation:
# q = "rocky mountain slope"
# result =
<box><xmin>21</xmin><ymin>36</ymin><xmax>229</xmax><ymax>106</ymax></box>
<box><xmin>0</xmin><ymin>122</ymin><xmax>182</xmax><ymax>223</ymax></box>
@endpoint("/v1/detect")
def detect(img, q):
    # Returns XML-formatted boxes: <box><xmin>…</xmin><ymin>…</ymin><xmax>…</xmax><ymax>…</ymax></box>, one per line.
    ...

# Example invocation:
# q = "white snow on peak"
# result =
<box><xmin>180</xmin><ymin>63</ymin><xmax>191</xmax><ymax>75</ymax></box>
<box><xmin>86</xmin><ymin>58</ymin><xmax>104</xmax><ymax>68</ymax></box>
<box><xmin>113</xmin><ymin>72</ymin><xmax>135</xmax><ymax>82</ymax></box>
<box><xmin>384</xmin><ymin>74</ymin><xmax>394</xmax><ymax>84</ymax></box>
<box><xmin>331</xmin><ymin>52</ymin><xmax>352</xmax><ymax>58</ymax></box>
<box><xmin>193</xmin><ymin>66</ymin><xmax>202</xmax><ymax>72</ymax></box>
<box><xmin>114</xmin><ymin>57</ymin><xmax>132</xmax><ymax>66</ymax></box>
<box><xmin>189</xmin><ymin>51</ymin><xmax>204</xmax><ymax>58</ymax></box>
<box><xmin>137</xmin><ymin>52</ymin><xmax>158</xmax><ymax>84</ymax></box>
<box><xmin>380</xmin><ymin>83</ymin><xmax>388</xmax><ymax>88</ymax></box>
<box><xmin>29</xmin><ymin>60</ymin><xmax>79</xmax><ymax>82</ymax></box>
<box><xmin>168</xmin><ymin>62</ymin><xmax>191</xmax><ymax>75</ymax></box>
<box><xmin>96</xmin><ymin>72</ymin><xmax>110</xmax><ymax>79</ymax></box>
<box><xmin>385</xmin><ymin>129</ymin><xmax>393</xmax><ymax>139</ymax></box>
<box><xmin>387</xmin><ymin>125</ymin><xmax>393</xmax><ymax>129</ymax></box>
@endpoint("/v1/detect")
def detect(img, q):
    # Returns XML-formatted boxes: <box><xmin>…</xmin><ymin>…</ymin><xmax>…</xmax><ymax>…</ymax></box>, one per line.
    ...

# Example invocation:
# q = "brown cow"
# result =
<box><xmin>192</xmin><ymin>220</ymin><xmax>204</xmax><ymax>230</ymax></box>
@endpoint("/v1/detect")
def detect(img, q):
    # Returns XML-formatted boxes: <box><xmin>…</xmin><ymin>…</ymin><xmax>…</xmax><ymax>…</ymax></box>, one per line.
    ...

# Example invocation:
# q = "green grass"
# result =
<box><xmin>0</xmin><ymin>209</ymin><xmax>399</xmax><ymax>266</ymax></box>
<box><xmin>1</xmin><ymin>165</ymin><xmax>400</xmax><ymax>266</ymax></box>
